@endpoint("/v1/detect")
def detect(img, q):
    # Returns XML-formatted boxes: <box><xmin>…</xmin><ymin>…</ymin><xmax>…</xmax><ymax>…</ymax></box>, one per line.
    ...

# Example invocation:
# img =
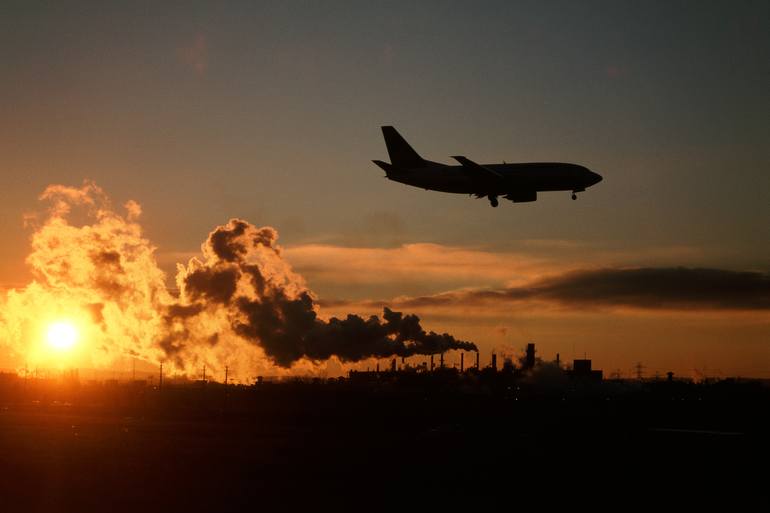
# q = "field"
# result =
<box><xmin>1</xmin><ymin>378</ymin><xmax>768</xmax><ymax>511</ymax></box>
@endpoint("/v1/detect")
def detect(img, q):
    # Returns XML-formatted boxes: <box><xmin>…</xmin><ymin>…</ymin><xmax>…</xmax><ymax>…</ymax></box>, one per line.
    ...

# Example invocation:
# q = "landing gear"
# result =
<box><xmin>489</xmin><ymin>195</ymin><xmax>499</xmax><ymax>208</ymax></box>
<box><xmin>571</xmin><ymin>193</ymin><xmax>577</xmax><ymax>200</ymax></box>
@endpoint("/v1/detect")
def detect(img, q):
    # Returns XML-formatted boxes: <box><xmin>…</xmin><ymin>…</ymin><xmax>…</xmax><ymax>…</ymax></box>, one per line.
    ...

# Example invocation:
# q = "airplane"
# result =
<box><xmin>373</xmin><ymin>126</ymin><xmax>602</xmax><ymax>207</ymax></box>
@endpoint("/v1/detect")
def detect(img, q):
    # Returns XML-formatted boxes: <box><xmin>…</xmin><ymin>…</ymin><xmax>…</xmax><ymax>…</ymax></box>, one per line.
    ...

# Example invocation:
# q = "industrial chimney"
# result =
<box><xmin>525</xmin><ymin>343</ymin><xmax>536</xmax><ymax>370</ymax></box>
<box><xmin>491</xmin><ymin>354</ymin><xmax>497</xmax><ymax>372</ymax></box>
<box><xmin>460</xmin><ymin>352</ymin><xmax>464</xmax><ymax>373</ymax></box>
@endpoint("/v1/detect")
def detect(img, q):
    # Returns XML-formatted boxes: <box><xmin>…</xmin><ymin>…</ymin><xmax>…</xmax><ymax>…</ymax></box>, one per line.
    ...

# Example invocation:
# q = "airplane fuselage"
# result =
<box><xmin>385</xmin><ymin>161</ymin><xmax>601</xmax><ymax>196</ymax></box>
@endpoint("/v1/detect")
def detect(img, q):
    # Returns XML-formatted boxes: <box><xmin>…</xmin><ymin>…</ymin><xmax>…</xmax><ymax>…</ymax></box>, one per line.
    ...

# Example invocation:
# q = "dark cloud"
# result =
<box><xmin>302</xmin><ymin>307</ymin><xmax>476</xmax><ymax>366</ymax></box>
<box><xmin>184</xmin><ymin>266</ymin><xmax>239</xmax><ymax>304</ymax></box>
<box><xmin>170</xmin><ymin>219</ymin><xmax>476</xmax><ymax>368</ymax></box>
<box><xmin>207</xmin><ymin>220</ymin><xmax>279</xmax><ymax>262</ymax></box>
<box><xmin>388</xmin><ymin>267</ymin><xmax>770</xmax><ymax>311</ymax></box>
<box><xmin>534</xmin><ymin>268</ymin><xmax>770</xmax><ymax>310</ymax></box>
<box><xmin>208</xmin><ymin>219</ymin><xmax>250</xmax><ymax>262</ymax></box>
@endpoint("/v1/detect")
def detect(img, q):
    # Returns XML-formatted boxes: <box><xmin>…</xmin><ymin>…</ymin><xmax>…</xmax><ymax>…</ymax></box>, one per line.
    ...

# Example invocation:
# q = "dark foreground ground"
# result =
<box><xmin>1</xmin><ymin>378</ymin><xmax>768</xmax><ymax>512</ymax></box>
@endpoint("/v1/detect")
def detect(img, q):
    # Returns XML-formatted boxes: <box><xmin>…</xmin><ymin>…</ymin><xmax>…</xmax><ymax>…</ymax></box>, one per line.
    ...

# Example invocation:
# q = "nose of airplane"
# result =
<box><xmin>587</xmin><ymin>170</ymin><xmax>603</xmax><ymax>186</ymax></box>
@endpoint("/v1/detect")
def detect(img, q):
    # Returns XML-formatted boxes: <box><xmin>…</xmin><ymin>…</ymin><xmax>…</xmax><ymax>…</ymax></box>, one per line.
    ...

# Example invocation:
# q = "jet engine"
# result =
<box><xmin>504</xmin><ymin>191</ymin><xmax>537</xmax><ymax>203</ymax></box>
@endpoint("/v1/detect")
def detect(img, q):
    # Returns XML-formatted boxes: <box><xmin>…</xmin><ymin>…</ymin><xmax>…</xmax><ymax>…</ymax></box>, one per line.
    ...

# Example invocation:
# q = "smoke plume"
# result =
<box><xmin>0</xmin><ymin>182</ymin><xmax>475</xmax><ymax>375</ymax></box>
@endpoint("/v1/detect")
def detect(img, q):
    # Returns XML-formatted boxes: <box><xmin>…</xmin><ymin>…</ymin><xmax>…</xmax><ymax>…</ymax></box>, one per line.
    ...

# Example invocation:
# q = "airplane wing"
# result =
<box><xmin>451</xmin><ymin>156</ymin><xmax>503</xmax><ymax>179</ymax></box>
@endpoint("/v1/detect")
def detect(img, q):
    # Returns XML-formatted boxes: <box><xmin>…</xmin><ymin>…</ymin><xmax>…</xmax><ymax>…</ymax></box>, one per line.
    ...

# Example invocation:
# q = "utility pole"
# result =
<box><xmin>635</xmin><ymin>362</ymin><xmax>644</xmax><ymax>381</ymax></box>
<box><xmin>203</xmin><ymin>364</ymin><xmax>206</xmax><ymax>382</ymax></box>
<box><xmin>224</xmin><ymin>366</ymin><xmax>229</xmax><ymax>386</ymax></box>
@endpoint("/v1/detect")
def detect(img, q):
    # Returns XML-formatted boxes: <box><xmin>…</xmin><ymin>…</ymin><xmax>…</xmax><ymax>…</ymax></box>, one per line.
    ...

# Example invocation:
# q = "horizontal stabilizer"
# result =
<box><xmin>451</xmin><ymin>156</ymin><xmax>503</xmax><ymax>178</ymax></box>
<box><xmin>372</xmin><ymin>160</ymin><xmax>394</xmax><ymax>174</ymax></box>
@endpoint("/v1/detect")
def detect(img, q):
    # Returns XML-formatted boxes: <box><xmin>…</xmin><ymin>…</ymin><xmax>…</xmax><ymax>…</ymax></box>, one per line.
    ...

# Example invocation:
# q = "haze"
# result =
<box><xmin>1</xmin><ymin>1</ymin><xmax>768</xmax><ymax>378</ymax></box>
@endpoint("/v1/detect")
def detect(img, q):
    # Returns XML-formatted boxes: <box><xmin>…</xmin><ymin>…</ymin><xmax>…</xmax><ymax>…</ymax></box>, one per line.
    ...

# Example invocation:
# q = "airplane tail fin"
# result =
<box><xmin>381</xmin><ymin>126</ymin><xmax>425</xmax><ymax>168</ymax></box>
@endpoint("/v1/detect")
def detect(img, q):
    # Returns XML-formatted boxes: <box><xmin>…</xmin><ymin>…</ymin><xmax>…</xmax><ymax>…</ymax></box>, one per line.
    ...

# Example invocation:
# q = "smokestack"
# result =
<box><xmin>556</xmin><ymin>353</ymin><xmax>560</xmax><ymax>368</ymax></box>
<box><xmin>476</xmin><ymin>351</ymin><xmax>480</xmax><ymax>369</ymax></box>
<box><xmin>430</xmin><ymin>354</ymin><xmax>434</xmax><ymax>372</ymax></box>
<box><xmin>491</xmin><ymin>354</ymin><xmax>497</xmax><ymax>372</ymax></box>
<box><xmin>460</xmin><ymin>352</ymin><xmax>464</xmax><ymax>373</ymax></box>
<box><xmin>440</xmin><ymin>352</ymin><xmax>444</xmax><ymax>369</ymax></box>
<box><xmin>391</xmin><ymin>358</ymin><xmax>396</xmax><ymax>372</ymax></box>
<box><xmin>525</xmin><ymin>343</ymin><xmax>536</xmax><ymax>370</ymax></box>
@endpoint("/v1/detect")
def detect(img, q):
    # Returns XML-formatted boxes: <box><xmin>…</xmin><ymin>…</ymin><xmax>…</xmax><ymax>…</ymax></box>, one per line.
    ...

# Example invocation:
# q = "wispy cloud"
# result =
<box><xmin>282</xmin><ymin>243</ymin><xmax>554</xmax><ymax>300</ymax></box>
<box><xmin>159</xmin><ymin>240</ymin><xmax>733</xmax><ymax>303</ymax></box>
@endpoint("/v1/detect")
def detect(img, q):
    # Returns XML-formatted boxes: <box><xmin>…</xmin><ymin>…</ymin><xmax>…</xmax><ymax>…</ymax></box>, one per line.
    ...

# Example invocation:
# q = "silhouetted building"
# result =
<box><xmin>569</xmin><ymin>359</ymin><xmax>603</xmax><ymax>381</ymax></box>
<box><xmin>525</xmin><ymin>343</ymin><xmax>536</xmax><ymax>370</ymax></box>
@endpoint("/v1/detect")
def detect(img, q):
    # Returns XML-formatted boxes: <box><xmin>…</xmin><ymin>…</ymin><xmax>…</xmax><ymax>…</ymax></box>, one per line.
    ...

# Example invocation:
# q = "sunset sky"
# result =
<box><xmin>1</xmin><ymin>1</ymin><xmax>768</xmax><ymax>379</ymax></box>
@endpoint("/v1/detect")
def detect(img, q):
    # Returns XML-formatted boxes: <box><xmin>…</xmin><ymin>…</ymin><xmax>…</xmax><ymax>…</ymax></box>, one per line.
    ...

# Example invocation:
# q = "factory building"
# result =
<box><xmin>569</xmin><ymin>359</ymin><xmax>603</xmax><ymax>381</ymax></box>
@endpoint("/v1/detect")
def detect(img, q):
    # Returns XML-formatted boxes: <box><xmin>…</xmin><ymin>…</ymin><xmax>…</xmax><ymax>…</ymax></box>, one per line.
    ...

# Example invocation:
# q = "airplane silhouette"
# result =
<box><xmin>373</xmin><ymin>126</ymin><xmax>602</xmax><ymax>207</ymax></box>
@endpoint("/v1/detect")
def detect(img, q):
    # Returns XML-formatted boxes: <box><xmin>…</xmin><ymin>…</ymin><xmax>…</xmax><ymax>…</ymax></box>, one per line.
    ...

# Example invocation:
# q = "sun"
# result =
<box><xmin>46</xmin><ymin>321</ymin><xmax>79</xmax><ymax>351</ymax></box>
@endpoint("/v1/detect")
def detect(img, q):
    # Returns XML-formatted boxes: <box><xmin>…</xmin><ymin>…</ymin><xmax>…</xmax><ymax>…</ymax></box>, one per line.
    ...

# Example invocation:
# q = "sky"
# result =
<box><xmin>1</xmin><ymin>1</ymin><xmax>768</xmax><ymax>378</ymax></box>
